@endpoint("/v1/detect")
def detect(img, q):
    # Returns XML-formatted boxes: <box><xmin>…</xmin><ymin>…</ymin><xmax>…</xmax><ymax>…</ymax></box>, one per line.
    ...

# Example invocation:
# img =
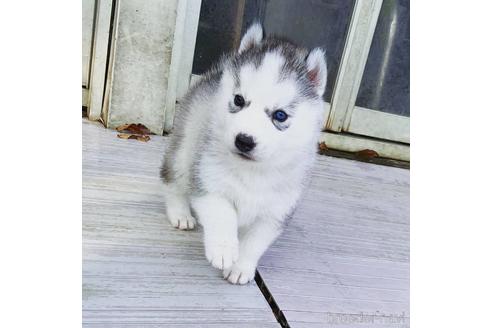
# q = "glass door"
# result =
<box><xmin>326</xmin><ymin>0</ymin><xmax>409</xmax><ymax>144</ymax></box>
<box><xmin>191</xmin><ymin>0</ymin><xmax>357</xmax><ymax>106</ymax></box>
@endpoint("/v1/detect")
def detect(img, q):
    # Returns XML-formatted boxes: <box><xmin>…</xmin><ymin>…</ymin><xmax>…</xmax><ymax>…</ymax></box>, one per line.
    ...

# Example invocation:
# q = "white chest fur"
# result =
<box><xmin>197</xmin><ymin>152</ymin><xmax>305</xmax><ymax>228</ymax></box>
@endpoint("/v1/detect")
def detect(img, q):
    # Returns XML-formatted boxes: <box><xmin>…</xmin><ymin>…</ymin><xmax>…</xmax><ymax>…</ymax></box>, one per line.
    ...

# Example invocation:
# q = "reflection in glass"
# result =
<box><xmin>192</xmin><ymin>0</ymin><xmax>355</xmax><ymax>102</ymax></box>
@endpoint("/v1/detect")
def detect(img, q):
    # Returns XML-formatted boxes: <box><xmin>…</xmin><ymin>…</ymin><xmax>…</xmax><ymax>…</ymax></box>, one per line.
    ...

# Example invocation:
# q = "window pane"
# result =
<box><xmin>192</xmin><ymin>0</ymin><xmax>355</xmax><ymax>102</ymax></box>
<box><xmin>355</xmin><ymin>0</ymin><xmax>410</xmax><ymax>116</ymax></box>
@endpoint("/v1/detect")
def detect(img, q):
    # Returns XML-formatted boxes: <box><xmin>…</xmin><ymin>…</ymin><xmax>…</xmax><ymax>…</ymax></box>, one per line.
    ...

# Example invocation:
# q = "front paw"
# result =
<box><xmin>223</xmin><ymin>261</ymin><xmax>256</xmax><ymax>285</ymax></box>
<box><xmin>205</xmin><ymin>239</ymin><xmax>238</xmax><ymax>270</ymax></box>
<box><xmin>167</xmin><ymin>211</ymin><xmax>197</xmax><ymax>230</ymax></box>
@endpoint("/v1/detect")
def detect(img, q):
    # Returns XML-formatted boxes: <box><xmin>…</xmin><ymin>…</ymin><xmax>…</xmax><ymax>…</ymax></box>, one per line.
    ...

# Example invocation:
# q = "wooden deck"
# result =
<box><xmin>82</xmin><ymin>119</ymin><xmax>409</xmax><ymax>327</ymax></box>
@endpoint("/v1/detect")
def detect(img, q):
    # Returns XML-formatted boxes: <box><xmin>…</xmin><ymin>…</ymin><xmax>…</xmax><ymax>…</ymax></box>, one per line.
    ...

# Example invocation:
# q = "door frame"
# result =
<box><xmin>82</xmin><ymin>0</ymin><xmax>96</xmax><ymax>91</ymax></box>
<box><xmin>82</xmin><ymin>0</ymin><xmax>114</xmax><ymax>122</ymax></box>
<box><xmin>163</xmin><ymin>0</ymin><xmax>203</xmax><ymax>132</ymax></box>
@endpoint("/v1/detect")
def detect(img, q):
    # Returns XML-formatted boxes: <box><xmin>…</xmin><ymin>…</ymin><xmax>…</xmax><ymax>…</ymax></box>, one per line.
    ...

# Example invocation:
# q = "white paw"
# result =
<box><xmin>205</xmin><ymin>240</ymin><xmax>238</xmax><ymax>270</ymax></box>
<box><xmin>167</xmin><ymin>214</ymin><xmax>196</xmax><ymax>230</ymax></box>
<box><xmin>223</xmin><ymin>261</ymin><xmax>256</xmax><ymax>285</ymax></box>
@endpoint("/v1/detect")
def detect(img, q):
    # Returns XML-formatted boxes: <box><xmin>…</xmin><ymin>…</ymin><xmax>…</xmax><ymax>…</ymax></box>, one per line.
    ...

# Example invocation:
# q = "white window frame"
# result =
<box><xmin>325</xmin><ymin>0</ymin><xmax>383</xmax><ymax>132</ymax></box>
<box><xmin>82</xmin><ymin>0</ymin><xmax>113</xmax><ymax>121</ymax></box>
<box><xmin>171</xmin><ymin>0</ymin><xmax>409</xmax><ymax>161</ymax></box>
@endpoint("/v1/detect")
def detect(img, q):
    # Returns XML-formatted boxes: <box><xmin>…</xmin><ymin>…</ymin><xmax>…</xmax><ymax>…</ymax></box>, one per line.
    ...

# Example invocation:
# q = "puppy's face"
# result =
<box><xmin>213</xmin><ymin>24</ymin><xmax>327</xmax><ymax>165</ymax></box>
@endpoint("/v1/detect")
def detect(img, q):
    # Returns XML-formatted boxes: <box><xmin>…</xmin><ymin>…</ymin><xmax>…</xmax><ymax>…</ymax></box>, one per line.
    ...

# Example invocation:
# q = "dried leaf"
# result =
<box><xmin>116</xmin><ymin>124</ymin><xmax>131</xmax><ymax>132</ymax></box>
<box><xmin>355</xmin><ymin>149</ymin><xmax>379</xmax><ymax>160</ymax></box>
<box><xmin>116</xmin><ymin>123</ymin><xmax>153</xmax><ymax>135</ymax></box>
<box><xmin>136</xmin><ymin>135</ymin><xmax>150</xmax><ymax>142</ymax></box>
<box><xmin>117</xmin><ymin>133</ymin><xmax>132</xmax><ymax>139</ymax></box>
<box><xmin>117</xmin><ymin>133</ymin><xmax>150</xmax><ymax>142</ymax></box>
<box><xmin>319</xmin><ymin>142</ymin><xmax>329</xmax><ymax>151</ymax></box>
<box><xmin>116</xmin><ymin>123</ymin><xmax>152</xmax><ymax>143</ymax></box>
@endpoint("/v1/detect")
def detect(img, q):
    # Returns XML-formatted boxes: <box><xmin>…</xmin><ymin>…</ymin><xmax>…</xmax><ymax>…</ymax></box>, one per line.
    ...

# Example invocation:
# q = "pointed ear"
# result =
<box><xmin>238</xmin><ymin>23</ymin><xmax>263</xmax><ymax>53</ymax></box>
<box><xmin>306</xmin><ymin>48</ymin><xmax>327</xmax><ymax>97</ymax></box>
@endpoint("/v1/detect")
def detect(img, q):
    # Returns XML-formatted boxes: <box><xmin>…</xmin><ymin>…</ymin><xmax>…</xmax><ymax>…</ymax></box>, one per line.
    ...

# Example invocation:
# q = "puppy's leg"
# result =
<box><xmin>223</xmin><ymin>219</ymin><xmax>281</xmax><ymax>285</ymax></box>
<box><xmin>192</xmin><ymin>194</ymin><xmax>239</xmax><ymax>270</ymax></box>
<box><xmin>163</xmin><ymin>183</ymin><xmax>196</xmax><ymax>230</ymax></box>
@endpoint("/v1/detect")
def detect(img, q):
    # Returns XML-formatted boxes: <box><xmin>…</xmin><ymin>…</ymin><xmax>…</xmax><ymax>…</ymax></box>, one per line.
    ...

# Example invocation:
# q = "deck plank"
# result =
<box><xmin>83</xmin><ymin>118</ymin><xmax>409</xmax><ymax>327</ymax></box>
<box><xmin>257</xmin><ymin>152</ymin><xmax>410</xmax><ymax>327</ymax></box>
<box><xmin>82</xmin><ymin>120</ymin><xmax>279</xmax><ymax>327</ymax></box>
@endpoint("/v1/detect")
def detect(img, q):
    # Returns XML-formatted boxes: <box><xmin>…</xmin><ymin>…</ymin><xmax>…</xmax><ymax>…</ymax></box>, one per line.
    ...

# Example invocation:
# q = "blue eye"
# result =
<box><xmin>272</xmin><ymin>110</ymin><xmax>288</xmax><ymax>122</ymax></box>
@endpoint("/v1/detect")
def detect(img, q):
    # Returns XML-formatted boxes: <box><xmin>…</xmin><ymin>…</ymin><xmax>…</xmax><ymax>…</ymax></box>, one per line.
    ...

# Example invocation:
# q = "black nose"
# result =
<box><xmin>235</xmin><ymin>133</ymin><xmax>256</xmax><ymax>153</ymax></box>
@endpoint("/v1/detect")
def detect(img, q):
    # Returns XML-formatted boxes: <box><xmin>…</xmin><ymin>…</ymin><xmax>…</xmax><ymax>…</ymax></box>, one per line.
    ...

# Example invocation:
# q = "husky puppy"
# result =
<box><xmin>161</xmin><ymin>23</ymin><xmax>327</xmax><ymax>284</ymax></box>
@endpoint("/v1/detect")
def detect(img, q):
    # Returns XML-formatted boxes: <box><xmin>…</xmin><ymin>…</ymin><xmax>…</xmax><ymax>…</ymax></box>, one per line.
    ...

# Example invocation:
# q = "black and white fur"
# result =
<box><xmin>161</xmin><ymin>23</ymin><xmax>327</xmax><ymax>284</ymax></box>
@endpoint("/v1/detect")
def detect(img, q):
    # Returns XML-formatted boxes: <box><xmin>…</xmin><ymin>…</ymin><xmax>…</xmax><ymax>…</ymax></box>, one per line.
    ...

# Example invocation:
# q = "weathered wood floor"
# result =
<box><xmin>258</xmin><ymin>151</ymin><xmax>410</xmax><ymax>327</ymax></box>
<box><xmin>82</xmin><ymin>119</ymin><xmax>409</xmax><ymax>327</ymax></box>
